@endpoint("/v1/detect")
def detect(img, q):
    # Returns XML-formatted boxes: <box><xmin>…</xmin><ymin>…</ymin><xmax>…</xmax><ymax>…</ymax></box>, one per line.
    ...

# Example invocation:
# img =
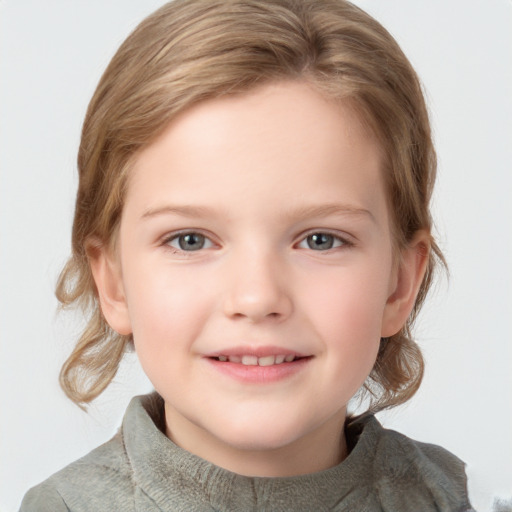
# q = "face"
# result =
<box><xmin>95</xmin><ymin>81</ymin><xmax>423</xmax><ymax>476</ymax></box>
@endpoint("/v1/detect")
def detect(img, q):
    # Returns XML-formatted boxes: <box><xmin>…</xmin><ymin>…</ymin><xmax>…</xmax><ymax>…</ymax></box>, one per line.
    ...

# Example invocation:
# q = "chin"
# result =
<box><xmin>213</xmin><ymin>419</ymin><xmax>309</xmax><ymax>453</ymax></box>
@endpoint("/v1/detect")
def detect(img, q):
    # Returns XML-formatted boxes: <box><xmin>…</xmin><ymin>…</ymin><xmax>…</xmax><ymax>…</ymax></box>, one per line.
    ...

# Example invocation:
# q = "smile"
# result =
<box><xmin>205</xmin><ymin>349</ymin><xmax>312</xmax><ymax>383</ymax></box>
<box><xmin>213</xmin><ymin>354</ymin><xmax>298</xmax><ymax>366</ymax></box>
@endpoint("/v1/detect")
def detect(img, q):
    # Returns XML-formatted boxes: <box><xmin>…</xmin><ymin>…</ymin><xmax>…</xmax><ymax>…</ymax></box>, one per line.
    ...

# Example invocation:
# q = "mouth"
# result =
<box><xmin>204</xmin><ymin>349</ymin><xmax>312</xmax><ymax>383</ymax></box>
<box><xmin>210</xmin><ymin>354</ymin><xmax>306</xmax><ymax>366</ymax></box>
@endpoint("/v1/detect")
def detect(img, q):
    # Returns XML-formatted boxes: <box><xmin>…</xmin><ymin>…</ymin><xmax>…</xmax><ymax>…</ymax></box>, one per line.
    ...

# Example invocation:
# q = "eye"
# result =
<box><xmin>298</xmin><ymin>232</ymin><xmax>348</xmax><ymax>251</ymax></box>
<box><xmin>166</xmin><ymin>232</ymin><xmax>214</xmax><ymax>252</ymax></box>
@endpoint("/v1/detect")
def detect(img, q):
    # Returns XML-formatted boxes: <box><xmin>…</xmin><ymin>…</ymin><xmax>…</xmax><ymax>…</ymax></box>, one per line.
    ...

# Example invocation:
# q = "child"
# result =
<box><xmin>20</xmin><ymin>0</ymin><xmax>475</xmax><ymax>510</ymax></box>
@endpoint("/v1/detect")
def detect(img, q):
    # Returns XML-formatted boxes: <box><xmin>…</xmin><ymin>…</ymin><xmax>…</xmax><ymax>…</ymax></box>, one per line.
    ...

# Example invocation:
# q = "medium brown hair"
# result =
<box><xmin>57</xmin><ymin>0</ymin><xmax>444</xmax><ymax>411</ymax></box>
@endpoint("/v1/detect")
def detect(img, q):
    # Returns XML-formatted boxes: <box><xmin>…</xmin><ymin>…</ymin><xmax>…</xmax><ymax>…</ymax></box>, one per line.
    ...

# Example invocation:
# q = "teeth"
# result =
<box><xmin>241</xmin><ymin>355</ymin><xmax>258</xmax><ymax>366</ymax></box>
<box><xmin>216</xmin><ymin>354</ymin><xmax>297</xmax><ymax>365</ymax></box>
<box><xmin>258</xmin><ymin>355</ymin><xmax>275</xmax><ymax>367</ymax></box>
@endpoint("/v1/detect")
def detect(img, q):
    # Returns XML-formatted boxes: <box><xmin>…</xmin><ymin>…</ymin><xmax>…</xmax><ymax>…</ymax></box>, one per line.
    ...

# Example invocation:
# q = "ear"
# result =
<box><xmin>381</xmin><ymin>230</ymin><xmax>430</xmax><ymax>337</ymax></box>
<box><xmin>87</xmin><ymin>241</ymin><xmax>132</xmax><ymax>336</ymax></box>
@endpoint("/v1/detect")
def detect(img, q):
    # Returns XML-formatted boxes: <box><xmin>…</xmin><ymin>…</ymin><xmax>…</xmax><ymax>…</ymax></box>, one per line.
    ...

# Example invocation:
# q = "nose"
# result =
<box><xmin>222</xmin><ymin>249</ymin><xmax>293</xmax><ymax>323</ymax></box>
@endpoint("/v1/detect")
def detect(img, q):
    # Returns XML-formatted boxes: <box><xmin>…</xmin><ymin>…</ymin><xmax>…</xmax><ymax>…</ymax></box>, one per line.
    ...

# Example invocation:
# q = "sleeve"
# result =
<box><xmin>18</xmin><ymin>481</ymin><xmax>69</xmax><ymax>512</ymax></box>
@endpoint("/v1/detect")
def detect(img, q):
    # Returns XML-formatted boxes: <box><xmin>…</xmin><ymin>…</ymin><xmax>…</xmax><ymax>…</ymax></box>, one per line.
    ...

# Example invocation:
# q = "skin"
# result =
<box><xmin>90</xmin><ymin>81</ymin><xmax>429</xmax><ymax>477</ymax></box>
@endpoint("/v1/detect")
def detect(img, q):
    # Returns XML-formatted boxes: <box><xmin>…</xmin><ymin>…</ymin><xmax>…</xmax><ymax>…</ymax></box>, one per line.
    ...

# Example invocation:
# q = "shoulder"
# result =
<box><xmin>368</xmin><ymin>417</ymin><xmax>467</xmax><ymax>484</ymax></box>
<box><xmin>19</xmin><ymin>432</ymin><xmax>134</xmax><ymax>512</ymax></box>
<box><xmin>19</xmin><ymin>479</ymin><xmax>68</xmax><ymax>512</ymax></box>
<box><xmin>347</xmin><ymin>415</ymin><xmax>474</xmax><ymax>511</ymax></box>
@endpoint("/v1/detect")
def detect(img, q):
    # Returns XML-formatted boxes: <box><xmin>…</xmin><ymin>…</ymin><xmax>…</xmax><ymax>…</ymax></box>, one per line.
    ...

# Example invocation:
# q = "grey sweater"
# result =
<box><xmin>20</xmin><ymin>393</ymin><xmax>474</xmax><ymax>511</ymax></box>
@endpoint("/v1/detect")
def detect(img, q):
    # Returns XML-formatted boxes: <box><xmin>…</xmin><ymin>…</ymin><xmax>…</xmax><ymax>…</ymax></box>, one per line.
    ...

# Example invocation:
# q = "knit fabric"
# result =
<box><xmin>20</xmin><ymin>393</ymin><xmax>474</xmax><ymax>511</ymax></box>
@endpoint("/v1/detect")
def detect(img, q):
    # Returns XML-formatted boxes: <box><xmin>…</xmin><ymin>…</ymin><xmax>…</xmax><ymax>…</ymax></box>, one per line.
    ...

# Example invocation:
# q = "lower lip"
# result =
<box><xmin>205</xmin><ymin>357</ymin><xmax>312</xmax><ymax>383</ymax></box>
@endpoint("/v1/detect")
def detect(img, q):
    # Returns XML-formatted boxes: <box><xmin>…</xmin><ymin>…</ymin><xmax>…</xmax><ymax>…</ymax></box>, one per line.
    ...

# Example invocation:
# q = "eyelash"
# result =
<box><xmin>162</xmin><ymin>231</ymin><xmax>215</xmax><ymax>253</ymax></box>
<box><xmin>161</xmin><ymin>230</ymin><xmax>354</xmax><ymax>254</ymax></box>
<box><xmin>296</xmin><ymin>231</ymin><xmax>354</xmax><ymax>252</ymax></box>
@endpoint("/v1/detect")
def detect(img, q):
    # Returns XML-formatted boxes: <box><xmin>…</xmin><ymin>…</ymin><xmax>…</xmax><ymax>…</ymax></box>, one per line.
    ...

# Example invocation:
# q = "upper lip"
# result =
<box><xmin>203</xmin><ymin>345</ymin><xmax>309</xmax><ymax>358</ymax></box>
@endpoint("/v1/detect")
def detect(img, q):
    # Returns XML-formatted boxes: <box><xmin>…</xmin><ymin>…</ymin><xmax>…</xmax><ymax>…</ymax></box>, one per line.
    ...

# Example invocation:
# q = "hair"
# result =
<box><xmin>57</xmin><ymin>0</ymin><xmax>445</xmax><ymax>412</ymax></box>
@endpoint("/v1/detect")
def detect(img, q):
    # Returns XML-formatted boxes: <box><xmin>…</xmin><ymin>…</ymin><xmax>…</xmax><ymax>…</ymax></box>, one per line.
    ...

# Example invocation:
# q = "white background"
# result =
<box><xmin>1</xmin><ymin>1</ymin><xmax>511</xmax><ymax>511</ymax></box>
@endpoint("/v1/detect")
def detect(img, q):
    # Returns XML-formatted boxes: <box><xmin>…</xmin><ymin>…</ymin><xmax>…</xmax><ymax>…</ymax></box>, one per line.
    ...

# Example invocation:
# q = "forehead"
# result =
<box><xmin>126</xmin><ymin>81</ymin><xmax>387</xmax><ymax>225</ymax></box>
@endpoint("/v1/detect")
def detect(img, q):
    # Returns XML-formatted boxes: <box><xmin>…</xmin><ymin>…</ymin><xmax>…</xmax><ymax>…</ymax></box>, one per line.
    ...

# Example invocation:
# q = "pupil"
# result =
<box><xmin>179</xmin><ymin>233</ymin><xmax>204</xmax><ymax>251</ymax></box>
<box><xmin>308</xmin><ymin>233</ymin><xmax>333</xmax><ymax>250</ymax></box>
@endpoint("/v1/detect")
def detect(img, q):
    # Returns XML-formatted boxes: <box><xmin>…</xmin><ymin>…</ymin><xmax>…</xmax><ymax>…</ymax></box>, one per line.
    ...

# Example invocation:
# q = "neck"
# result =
<box><xmin>164</xmin><ymin>405</ymin><xmax>348</xmax><ymax>477</ymax></box>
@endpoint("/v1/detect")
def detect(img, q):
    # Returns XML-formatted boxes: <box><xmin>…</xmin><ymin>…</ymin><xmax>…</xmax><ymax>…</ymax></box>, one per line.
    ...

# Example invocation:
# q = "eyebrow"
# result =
<box><xmin>284</xmin><ymin>203</ymin><xmax>375</xmax><ymax>223</ymax></box>
<box><xmin>140</xmin><ymin>203</ymin><xmax>374</xmax><ymax>222</ymax></box>
<box><xmin>141</xmin><ymin>205</ymin><xmax>218</xmax><ymax>220</ymax></box>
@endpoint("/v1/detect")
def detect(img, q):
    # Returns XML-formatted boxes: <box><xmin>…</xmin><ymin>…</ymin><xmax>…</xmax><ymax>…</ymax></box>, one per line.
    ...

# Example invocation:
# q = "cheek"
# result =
<box><xmin>301</xmin><ymin>266</ymin><xmax>389</xmax><ymax>339</ymax></box>
<box><xmin>123</xmin><ymin>265</ymin><xmax>213</xmax><ymax>369</ymax></box>
<box><xmin>297</xmin><ymin>264</ymin><xmax>390</xmax><ymax>383</ymax></box>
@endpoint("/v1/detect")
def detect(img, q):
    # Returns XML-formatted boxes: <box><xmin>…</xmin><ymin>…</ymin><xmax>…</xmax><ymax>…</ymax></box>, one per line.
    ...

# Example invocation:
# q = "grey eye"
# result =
<box><xmin>171</xmin><ymin>233</ymin><xmax>208</xmax><ymax>251</ymax></box>
<box><xmin>298</xmin><ymin>232</ymin><xmax>349</xmax><ymax>251</ymax></box>
<box><xmin>306</xmin><ymin>233</ymin><xmax>335</xmax><ymax>250</ymax></box>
